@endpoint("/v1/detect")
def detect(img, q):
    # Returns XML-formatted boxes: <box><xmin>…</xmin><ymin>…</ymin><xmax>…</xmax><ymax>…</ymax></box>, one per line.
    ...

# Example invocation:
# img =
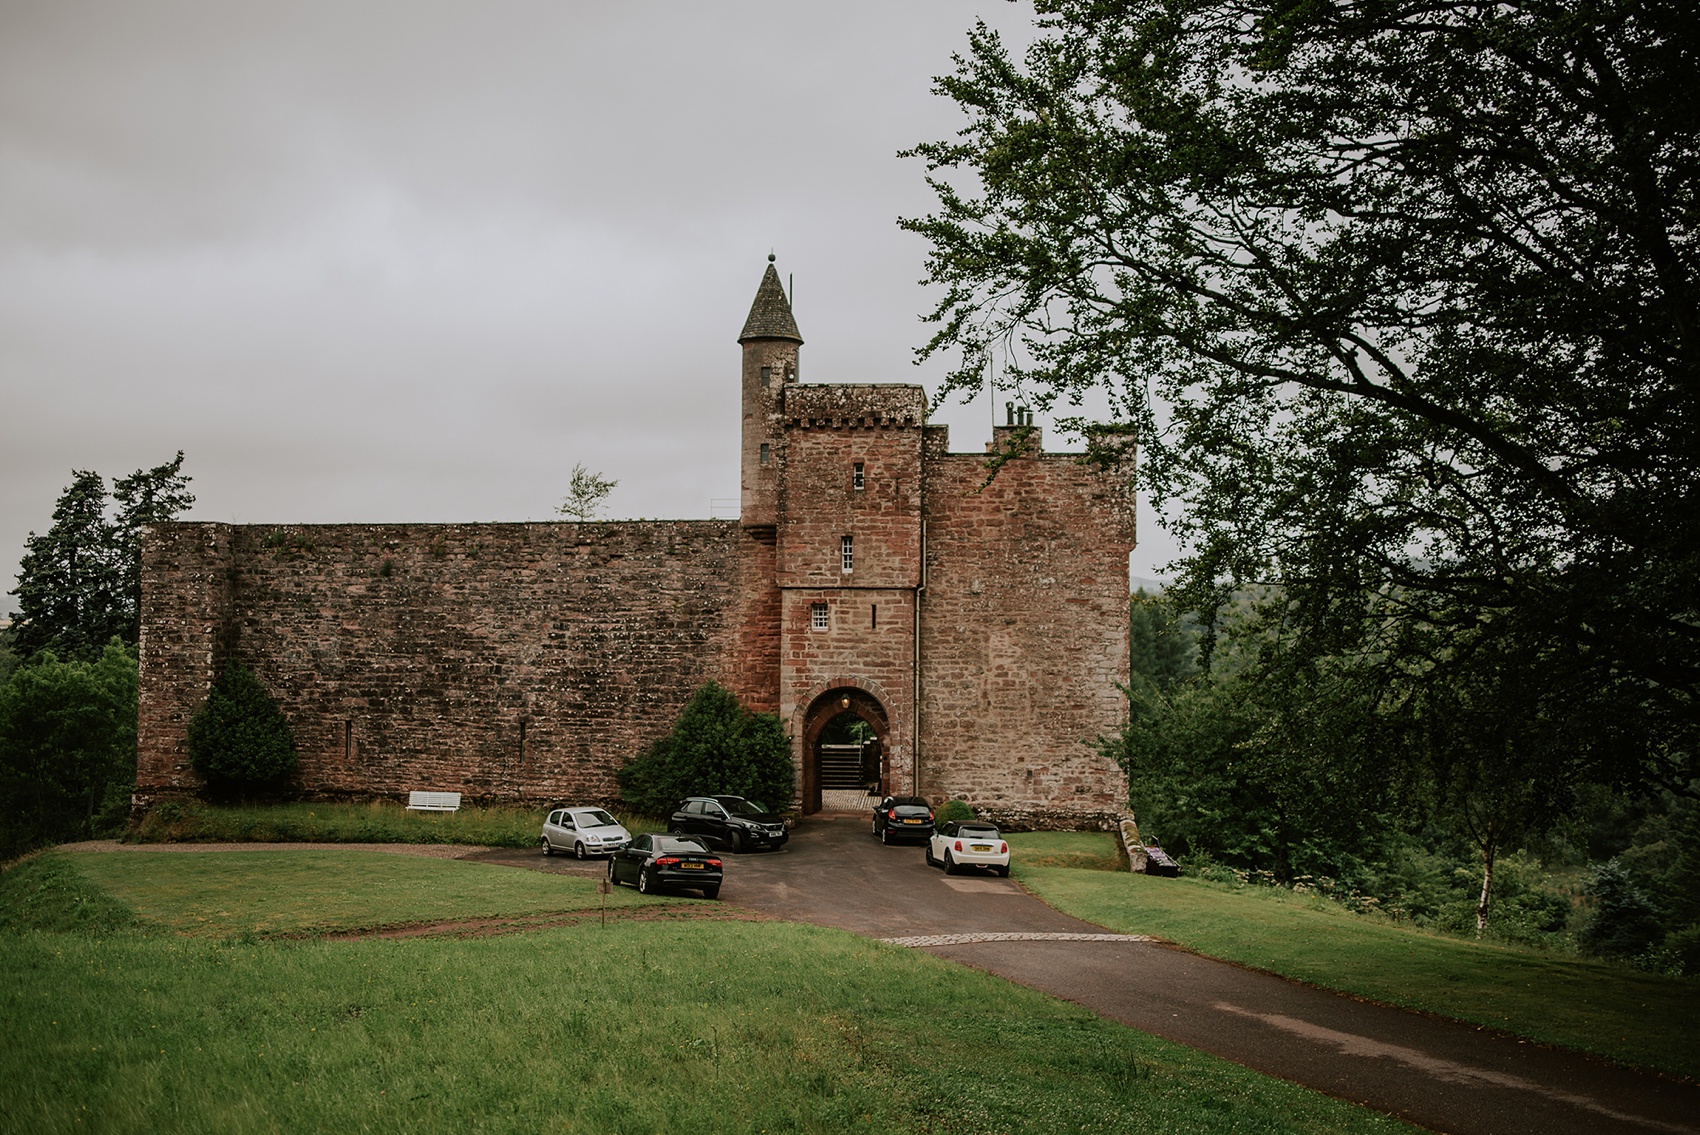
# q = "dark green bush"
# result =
<box><xmin>935</xmin><ymin>799</ymin><xmax>975</xmax><ymax>827</ymax></box>
<box><xmin>1580</xmin><ymin>859</ymin><xmax>1665</xmax><ymax>959</ymax></box>
<box><xmin>186</xmin><ymin>665</ymin><xmax>297</xmax><ymax>794</ymax></box>
<box><xmin>616</xmin><ymin>681</ymin><xmax>793</xmax><ymax>815</ymax></box>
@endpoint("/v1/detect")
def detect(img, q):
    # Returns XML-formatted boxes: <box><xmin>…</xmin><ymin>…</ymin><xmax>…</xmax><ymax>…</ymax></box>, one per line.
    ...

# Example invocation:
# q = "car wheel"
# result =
<box><xmin>944</xmin><ymin>851</ymin><xmax>958</xmax><ymax>875</ymax></box>
<box><xmin>607</xmin><ymin>859</ymin><xmax>618</xmax><ymax>884</ymax></box>
<box><xmin>997</xmin><ymin>866</ymin><xmax>1010</xmax><ymax>877</ymax></box>
<box><xmin>638</xmin><ymin>868</ymin><xmax>653</xmax><ymax>894</ymax></box>
<box><xmin>924</xmin><ymin>842</ymin><xmax>936</xmax><ymax>867</ymax></box>
<box><xmin>701</xmin><ymin>886</ymin><xmax>720</xmax><ymax>900</ymax></box>
<box><xmin>574</xmin><ymin>841</ymin><xmax>587</xmax><ymax>860</ymax></box>
<box><xmin>871</xmin><ymin>818</ymin><xmax>879</xmax><ymax>835</ymax></box>
<box><xmin>880</xmin><ymin>826</ymin><xmax>891</xmax><ymax>845</ymax></box>
<box><xmin>670</xmin><ymin>826</ymin><xmax>686</xmax><ymax>835</ymax></box>
<box><xmin>541</xmin><ymin>837</ymin><xmax>553</xmax><ymax>857</ymax></box>
<box><xmin>729</xmin><ymin>830</ymin><xmax>743</xmax><ymax>854</ymax></box>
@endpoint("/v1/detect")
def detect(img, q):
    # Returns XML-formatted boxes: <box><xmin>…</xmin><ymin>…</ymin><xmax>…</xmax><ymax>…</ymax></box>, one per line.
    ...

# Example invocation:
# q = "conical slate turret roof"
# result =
<box><xmin>738</xmin><ymin>258</ymin><xmax>803</xmax><ymax>344</ymax></box>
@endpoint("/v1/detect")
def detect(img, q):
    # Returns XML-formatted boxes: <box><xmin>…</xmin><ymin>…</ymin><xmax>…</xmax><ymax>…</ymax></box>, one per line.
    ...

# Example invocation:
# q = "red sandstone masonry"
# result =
<box><xmin>137</xmin><ymin>521</ymin><xmax>743</xmax><ymax>805</ymax></box>
<box><xmin>918</xmin><ymin>446</ymin><xmax>1136</xmax><ymax>829</ymax></box>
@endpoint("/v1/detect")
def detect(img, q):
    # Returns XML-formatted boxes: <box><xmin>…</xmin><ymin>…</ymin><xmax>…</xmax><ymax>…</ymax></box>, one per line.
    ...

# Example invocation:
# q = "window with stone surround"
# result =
<box><xmin>853</xmin><ymin>462</ymin><xmax>865</xmax><ymax>490</ymax></box>
<box><xmin>811</xmin><ymin>602</ymin><xmax>828</xmax><ymax>630</ymax></box>
<box><xmin>760</xmin><ymin>366</ymin><xmax>771</xmax><ymax>387</ymax></box>
<box><xmin>841</xmin><ymin>535</ymin><xmax>854</xmax><ymax>572</ymax></box>
<box><xmin>760</xmin><ymin>443</ymin><xmax>770</xmax><ymax>465</ymax></box>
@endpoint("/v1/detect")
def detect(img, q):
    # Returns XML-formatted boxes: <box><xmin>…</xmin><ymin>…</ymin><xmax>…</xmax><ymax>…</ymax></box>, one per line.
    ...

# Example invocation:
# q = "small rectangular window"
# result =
<box><xmin>852</xmin><ymin>462</ymin><xmax>865</xmax><ymax>490</ymax></box>
<box><xmin>343</xmin><ymin>720</ymin><xmax>352</xmax><ymax>761</ymax></box>
<box><xmin>759</xmin><ymin>442</ymin><xmax>770</xmax><ymax>465</ymax></box>
<box><xmin>841</xmin><ymin>535</ymin><xmax>854</xmax><ymax>573</ymax></box>
<box><xmin>811</xmin><ymin>602</ymin><xmax>828</xmax><ymax>630</ymax></box>
<box><xmin>871</xmin><ymin>603</ymin><xmax>878</xmax><ymax>629</ymax></box>
<box><xmin>760</xmin><ymin>366</ymin><xmax>771</xmax><ymax>387</ymax></box>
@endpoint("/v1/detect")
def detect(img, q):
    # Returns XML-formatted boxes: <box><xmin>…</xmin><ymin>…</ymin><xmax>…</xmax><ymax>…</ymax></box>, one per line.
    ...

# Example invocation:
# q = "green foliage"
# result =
<box><xmin>556</xmin><ymin>462</ymin><xmax>617</xmax><ymax>522</ymax></box>
<box><xmin>906</xmin><ymin>0</ymin><xmax>1698</xmax><ymax>818</ymax></box>
<box><xmin>1579</xmin><ymin>859</ymin><xmax>1666</xmax><ymax>961</ymax></box>
<box><xmin>0</xmin><ymin>641</ymin><xmax>138</xmax><ymax>857</ymax></box>
<box><xmin>1127</xmin><ymin>588</ymin><xmax>1195</xmax><ymax>694</ymax></box>
<box><xmin>11</xmin><ymin>454</ymin><xmax>192</xmax><ymax>659</ymax></box>
<box><xmin>935</xmin><ymin>799</ymin><xmax>975</xmax><ymax>827</ymax></box>
<box><xmin>186</xmin><ymin>665</ymin><xmax>298</xmax><ymax>794</ymax></box>
<box><xmin>616</xmin><ymin>681</ymin><xmax>793</xmax><ymax>815</ymax></box>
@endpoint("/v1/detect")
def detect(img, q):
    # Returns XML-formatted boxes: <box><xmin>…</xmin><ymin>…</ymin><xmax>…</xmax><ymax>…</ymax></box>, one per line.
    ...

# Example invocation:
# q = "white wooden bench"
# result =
<box><xmin>406</xmin><ymin>791</ymin><xmax>462</xmax><ymax>812</ymax></box>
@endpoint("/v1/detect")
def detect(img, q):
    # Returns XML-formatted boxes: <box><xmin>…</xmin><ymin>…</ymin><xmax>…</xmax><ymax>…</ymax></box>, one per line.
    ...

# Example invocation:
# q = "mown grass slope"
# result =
<box><xmin>0</xmin><ymin>850</ymin><xmax>1420</xmax><ymax>1135</ymax></box>
<box><xmin>1014</xmin><ymin>862</ymin><xmax>1700</xmax><ymax>1079</ymax></box>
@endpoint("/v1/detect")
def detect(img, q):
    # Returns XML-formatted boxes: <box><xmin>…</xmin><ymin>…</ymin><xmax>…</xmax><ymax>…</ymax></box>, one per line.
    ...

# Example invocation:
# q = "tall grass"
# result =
<box><xmin>129</xmin><ymin>799</ymin><xmax>662</xmax><ymax>848</ymax></box>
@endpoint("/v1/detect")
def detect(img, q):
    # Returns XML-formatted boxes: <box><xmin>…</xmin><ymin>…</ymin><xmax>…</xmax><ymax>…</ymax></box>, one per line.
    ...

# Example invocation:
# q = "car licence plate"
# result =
<box><xmin>903</xmin><ymin>818</ymin><xmax>924</xmax><ymax>824</ymax></box>
<box><xmin>680</xmin><ymin>862</ymin><xmax>705</xmax><ymax>870</ymax></box>
<box><xmin>971</xmin><ymin>844</ymin><xmax>994</xmax><ymax>852</ymax></box>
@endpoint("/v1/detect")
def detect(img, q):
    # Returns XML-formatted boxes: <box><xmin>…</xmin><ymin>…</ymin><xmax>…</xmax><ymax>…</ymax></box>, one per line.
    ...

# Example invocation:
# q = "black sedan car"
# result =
<box><xmin>872</xmin><ymin>795</ymin><xmax>934</xmax><ymax>844</ymax></box>
<box><xmin>608</xmin><ymin>833</ymin><xmax>723</xmax><ymax>898</ymax></box>
<box><xmin>669</xmin><ymin>795</ymin><xmax>790</xmax><ymax>853</ymax></box>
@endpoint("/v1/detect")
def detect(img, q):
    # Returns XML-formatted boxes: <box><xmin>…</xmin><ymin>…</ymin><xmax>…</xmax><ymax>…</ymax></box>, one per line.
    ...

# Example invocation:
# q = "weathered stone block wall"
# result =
<box><xmin>918</xmin><ymin>447</ymin><xmax>1136</xmax><ymax>829</ymax></box>
<box><xmin>136</xmin><ymin>520</ymin><xmax>743</xmax><ymax>805</ymax></box>
<box><xmin>777</xmin><ymin>384</ymin><xmax>925</xmax><ymax>590</ymax></box>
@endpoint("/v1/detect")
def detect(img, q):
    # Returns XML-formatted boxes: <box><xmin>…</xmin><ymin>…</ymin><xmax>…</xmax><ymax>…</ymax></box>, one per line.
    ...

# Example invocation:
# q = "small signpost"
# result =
<box><xmin>597</xmin><ymin>877</ymin><xmax>611</xmax><ymax>926</ymax></box>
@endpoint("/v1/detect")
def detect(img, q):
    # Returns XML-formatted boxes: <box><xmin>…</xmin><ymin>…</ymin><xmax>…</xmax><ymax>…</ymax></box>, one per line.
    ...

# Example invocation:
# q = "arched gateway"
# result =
<box><xmin>798</xmin><ymin>686</ymin><xmax>890</xmax><ymax>814</ymax></box>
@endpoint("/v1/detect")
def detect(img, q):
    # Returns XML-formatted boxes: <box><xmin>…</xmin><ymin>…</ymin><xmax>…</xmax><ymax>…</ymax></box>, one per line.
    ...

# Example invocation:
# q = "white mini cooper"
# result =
<box><xmin>541</xmin><ymin>806</ymin><xmax>632</xmax><ymax>859</ymax></box>
<box><xmin>926</xmin><ymin>820</ymin><xmax>1010</xmax><ymax>877</ymax></box>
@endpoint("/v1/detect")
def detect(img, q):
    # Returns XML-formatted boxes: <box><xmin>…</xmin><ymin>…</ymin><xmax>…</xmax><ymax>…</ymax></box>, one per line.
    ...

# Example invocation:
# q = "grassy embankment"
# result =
<box><xmin>127</xmin><ymin>799</ymin><xmax>662</xmax><ymax>849</ymax></box>
<box><xmin>1004</xmin><ymin>832</ymin><xmax>1700</xmax><ymax>1080</ymax></box>
<box><xmin>0</xmin><ymin>849</ymin><xmax>1418</xmax><ymax>1135</ymax></box>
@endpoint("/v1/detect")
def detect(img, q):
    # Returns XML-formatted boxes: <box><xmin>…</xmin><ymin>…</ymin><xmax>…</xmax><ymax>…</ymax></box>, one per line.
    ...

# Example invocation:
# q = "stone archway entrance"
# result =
<box><xmin>799</xmin><ymin>687</ymin><xmax>890</xmax><ymax>814</ymax></box>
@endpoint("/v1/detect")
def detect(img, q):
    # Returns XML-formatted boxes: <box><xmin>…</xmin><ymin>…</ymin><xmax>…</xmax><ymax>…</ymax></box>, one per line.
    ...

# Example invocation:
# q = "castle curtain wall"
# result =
<box><xmin>136</xmin><ymin>520</ymin><xmax>743</xmax><ymax>804</ymax></box>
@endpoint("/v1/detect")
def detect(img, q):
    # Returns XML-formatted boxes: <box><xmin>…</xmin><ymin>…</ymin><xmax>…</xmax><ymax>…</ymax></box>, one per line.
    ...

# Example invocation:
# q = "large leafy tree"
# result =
<box><xmin>905</xmin><ymin>0</ymin><xmax>1698</xmax><ymax>801</ymax></box>
<box><xmin>11</xmin><ymin>453</ymin><xmax>193</xmax><ymax>658</ymax></box>
<box><xmin>0</xmin><ymin>642</ymin><xmax>138</xmax><ymax>856</ymax></box>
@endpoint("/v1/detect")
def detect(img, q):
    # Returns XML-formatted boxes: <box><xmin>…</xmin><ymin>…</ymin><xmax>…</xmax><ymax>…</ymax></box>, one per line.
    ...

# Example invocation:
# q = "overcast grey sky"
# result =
<box><xmin>1</xmin><ymin>0</ymin><xmax>1180</xmax><ymax>611</ymax></box>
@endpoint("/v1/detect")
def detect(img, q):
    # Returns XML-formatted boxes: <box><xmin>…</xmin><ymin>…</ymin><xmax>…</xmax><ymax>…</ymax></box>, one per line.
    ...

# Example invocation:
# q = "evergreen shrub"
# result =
<box><xmin>616</xmin><ymin>681</ymin><xmax>793</xmax><ymax>816</ymax></box>
<box><xmin>186</xmin><ymin>665</ymin><xmax>297</xmax><ymax>795</ymax></box>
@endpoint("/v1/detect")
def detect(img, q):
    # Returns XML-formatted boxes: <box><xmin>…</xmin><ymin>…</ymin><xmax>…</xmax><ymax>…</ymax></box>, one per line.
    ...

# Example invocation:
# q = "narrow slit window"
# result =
<box><xmin>519</xmin><ymin>719</ymin><xmax>527</xmax><ymax>762</ymax></box>
<box><xmin>810</xmin><ymin>602</ymin><xmax>828</xmax><ymax>630</ymax></box>
<box><xmin>852</xmin><ymin>462</ymin><xmax>865</xmax><ymax>490</ymax></box>
<box><xmin>759</xmin><ymin>443</ymin><xmax>770</xmax><ymax>465</ymax></box>
<box><xmin>871</xmin><ymin>603</ymin><xmax>878</xmax><ymax>629</ymax></box>
<box><xmin>343</xmin><ymin>720</ymin><xmax>352</xmax><ymax>761</ymax></box>
<box><xmin>841</xmin><ymin>535</ymin><xmax>854</xmax><ymax>573</ymax></box>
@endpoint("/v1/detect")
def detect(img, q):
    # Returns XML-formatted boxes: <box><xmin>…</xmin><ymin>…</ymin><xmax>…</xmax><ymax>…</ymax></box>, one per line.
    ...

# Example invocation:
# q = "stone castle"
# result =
<box><xmin>136</xmin><ymin>260</ymin><xmax>1136</xmax><ymax>827</ymax></box>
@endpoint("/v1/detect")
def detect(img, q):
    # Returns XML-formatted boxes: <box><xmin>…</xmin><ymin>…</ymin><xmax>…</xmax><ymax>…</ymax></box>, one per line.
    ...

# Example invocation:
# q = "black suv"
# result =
<box><xmin>669</xmin><ymin>795</ymin><xmax>790</xmax><ymax>853</ymax></box>
<box><xmin>872</xmin><ymin>795</ymin><xmax>933</xmax><ymax>844</ymax></box>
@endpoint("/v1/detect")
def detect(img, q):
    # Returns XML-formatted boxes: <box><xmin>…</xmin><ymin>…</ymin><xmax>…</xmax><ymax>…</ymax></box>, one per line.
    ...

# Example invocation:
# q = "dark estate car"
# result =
<box><xmin>669</xmin><ymin>795</ymin><xmax>790</xmax><ymax>853</ymax></box>
<box><xmin>872</xmin><ymin>795</ymin><xmax>934</xmax><ymax>844</ymax></box>
<box><xmin>608</xmin><ymin>833</ymin><xmax>724</xmax><ymax>898</ymax></box>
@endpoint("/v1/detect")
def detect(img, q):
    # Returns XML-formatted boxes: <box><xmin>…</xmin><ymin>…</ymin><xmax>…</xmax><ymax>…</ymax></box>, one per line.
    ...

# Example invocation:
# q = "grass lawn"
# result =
<box><xmin>1004</xmin><ymin>830</ymin><xmax>1125</xmax><ymax>871</ymax></box>
<box><xmin>1014</xmin><ymin>860</ymin><xmax>1700</xmax><ymax>1080</ymax></box>
<box><xmin>62</xmin><ymin>850</ymin><xmax>678</xmax><ymax>936</ymax></box>
<box><xmin>129</xmin><ymin>799</ymin><xmax>665</xmax><ymax>849</ymax></box>
<box><xmin>0</xmin><ymin>850</ymin><xmax>1422</xmax><ymax>1135</ymax></box>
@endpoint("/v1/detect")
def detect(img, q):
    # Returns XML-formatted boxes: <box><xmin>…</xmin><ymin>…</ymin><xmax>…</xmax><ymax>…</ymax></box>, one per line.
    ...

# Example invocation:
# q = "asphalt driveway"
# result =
<box><xmin>468</xmin><ymin>813</ymin><xmax>1700</xmax><ymax>1135</ymax></box>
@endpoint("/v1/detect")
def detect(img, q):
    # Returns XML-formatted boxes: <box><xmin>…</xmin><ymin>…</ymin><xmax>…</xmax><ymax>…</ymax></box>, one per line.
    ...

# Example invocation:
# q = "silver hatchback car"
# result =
<box><xmin>541</xmin><ymin>806</ymin><xmax>632</xmax><ymax>859</ymax></box>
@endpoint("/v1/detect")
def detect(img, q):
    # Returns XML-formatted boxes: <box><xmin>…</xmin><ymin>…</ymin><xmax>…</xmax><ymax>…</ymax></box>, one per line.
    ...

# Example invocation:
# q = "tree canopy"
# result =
<box><xmin>11</xmin><ymin>453</ymin><xmax>194</xmax><ymax>659</ymax></box>
<box><xmin>905</xmin><ymin>0</ymin><xmax>1698</xmax><ymax>801</ymax></box>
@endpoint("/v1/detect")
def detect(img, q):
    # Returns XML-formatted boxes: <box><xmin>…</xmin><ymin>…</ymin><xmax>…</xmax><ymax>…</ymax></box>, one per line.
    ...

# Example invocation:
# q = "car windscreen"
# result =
<box><xmin>656</xmin><ymin>837</ymin><xmax>709</xmax><ymax>854</ymax></box>
<box><xmin>715</xmin><ymin>796</ymin><xmax>766</xmax><ymax>814</ymax></box>
<box><xmin>574</xmin><ymin>809</ymin><xmax>618</xmax><ymax>828</ymax></box>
